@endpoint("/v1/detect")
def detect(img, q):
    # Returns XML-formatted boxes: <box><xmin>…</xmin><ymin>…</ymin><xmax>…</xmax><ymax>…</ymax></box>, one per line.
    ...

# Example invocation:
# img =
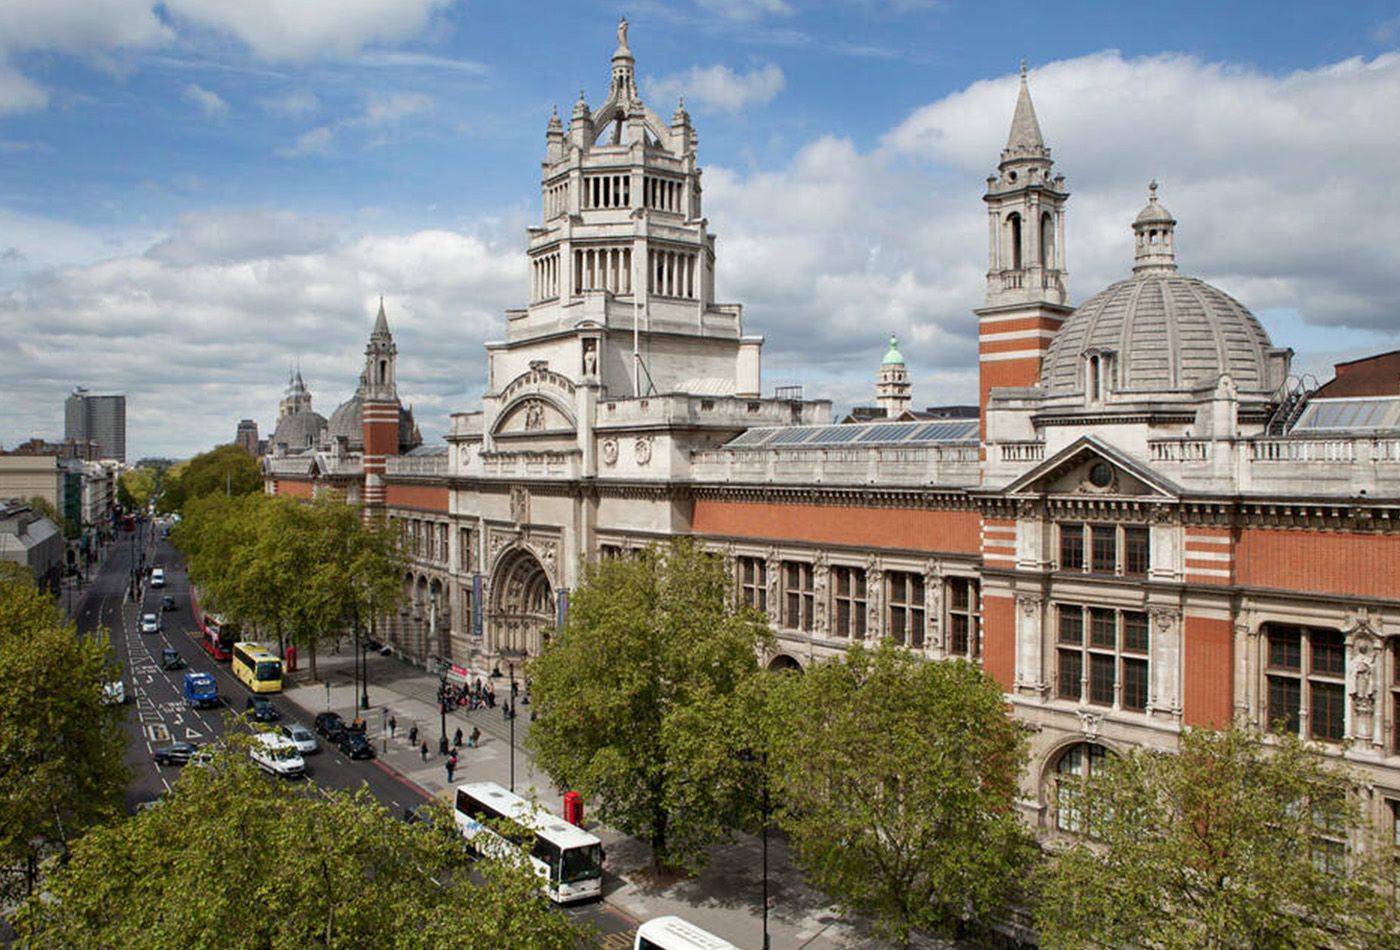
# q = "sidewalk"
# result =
<box><xmin>284</xmin><ymin>646</ymin><xmax>960</xmax><ymax>949</ymax></box>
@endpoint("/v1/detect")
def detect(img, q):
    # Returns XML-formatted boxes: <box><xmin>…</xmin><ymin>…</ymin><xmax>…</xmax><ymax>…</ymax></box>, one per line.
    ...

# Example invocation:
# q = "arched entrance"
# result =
<box><xmin>768</xmin><ymin>654</ymin><xmax>803</xmax><ymax>673</ymax></box>
<box><xmin>489</xmin><ymin>547</ymin><xmax>554</xmax><ymax>658</ymax></box>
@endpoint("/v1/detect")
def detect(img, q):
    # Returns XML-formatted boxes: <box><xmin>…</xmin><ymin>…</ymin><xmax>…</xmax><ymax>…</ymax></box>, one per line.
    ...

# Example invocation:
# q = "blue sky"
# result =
<box><xmin>2</xmin><ymin>1</ymin><xmax>1399</xmax><ymax>458</ymax></box>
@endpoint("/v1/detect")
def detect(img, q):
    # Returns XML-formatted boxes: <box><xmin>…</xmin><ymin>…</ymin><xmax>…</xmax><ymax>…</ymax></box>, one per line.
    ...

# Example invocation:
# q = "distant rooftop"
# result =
<box><xmin>1291</xmin><ymin>395</ymin><xmax>1400</xmax><ymax>433</ymax></box>
<box><xmin>724</xmin><ymin>418</ymin><xmax>979</xmax><ymax>449</ymax></box>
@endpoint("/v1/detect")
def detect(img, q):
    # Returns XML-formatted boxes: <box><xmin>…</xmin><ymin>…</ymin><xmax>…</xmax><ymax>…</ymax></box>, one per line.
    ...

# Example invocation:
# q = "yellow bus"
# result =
<box><xmin>231</xmin><ymin>642</ymin><xmax>283</xmax><ymax>694</ymax></box>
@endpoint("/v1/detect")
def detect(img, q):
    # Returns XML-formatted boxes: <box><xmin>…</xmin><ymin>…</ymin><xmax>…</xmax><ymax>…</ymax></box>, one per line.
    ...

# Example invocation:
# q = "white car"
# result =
<box><xmin>150</xmin><ymin>568</ymin><xmax>165</xmax><ymax>588</ymax></box>
<box><xmin>140</xmin><ymin>613</ymin><xmax>160</xmax><ymax>634</ymax></box>
<box><xmin>250</xmin><ymin>732</ymin><xmax>305</xmax><ymax>778</ymax></box>
<box><xmin>280</xmin><ymin>723</ymin><xmax>320</xmax><ymax>755</ymax></box>
<box><xmin>101</xmin><ymin>680</ymin><xmax>127</xmax><ymax>705</ymax></box>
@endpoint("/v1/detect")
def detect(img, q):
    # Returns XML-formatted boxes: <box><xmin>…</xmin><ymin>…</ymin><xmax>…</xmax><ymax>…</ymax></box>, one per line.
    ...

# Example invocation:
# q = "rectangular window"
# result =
<box><xmin>1089</xmin><ymin>653</ymin><xmax>1116</xmax><ymax>705</ymax></box>
<box><xmin>459</xmin><ymin>528</ymin><xmax>473</xmax><ymax>572</ymax></box>
<box><xmin>782</xmin><ymin>561</ymin><xmax>814</xmax><ymax>632</ymax></box>
<box><xmin>1124</xmin><ymin>526</ymin><xmax>1150</xmax><ymax>576</ymax></box>
<box><xmin>1122</xmin><ymin>657</ymin><xmax>1149</xmax><ymax>711</ymax></box>
<box><xmin>1090</xmin><ymin>525</ymin><xmax>1118</xmax><ymax>573</ymax></box>
<box><xmin>1055</xmin><ymin>604</ymin><xmax>1150</xmax><ymax>711</ymax></box>
<box><xmin>1264</xmin><ymin>624</ymin><xmax>1345</xmax><ymax>742</ymax></box>
<box><xmin>1122</xmin><ymin>611</ymin><xmax>1149</xmax><ymax>654</ymax></box>
<box><xmin>831</xmin><ymin>566</ymin><xmax>866</xmax><ymax>639</ymax></box>
<box><xmin>1059</xmin><ymin>523</ymin><xmax>1085</xmax><ymax>571</ymax></box>
<box><xmin>1058</xmin><ymin>650</ymin><xmax>1083</xmax><ymax>701</ymax></box>
<box><xmin>945</xmin><ymin>577</ymin><xmax>979</xmax><ymax>657</ymax></box>
<box><xmin>738</xmin><ymin>557</ymin><xmax>767</xmax><ymax>613</ymax></box>
<box><xmin>1059</xmin><ymin>606</ymin><xmax>1084</xmax><ymax>645</ymax></box>
<box><xmin>887</xmin><ymin>572</ymin><xmax>925</xmax><ymax>649</ymax></box>
<box><xmin>1089</xmin><ymin>609</ymin><xmax>1117</xmax><ymax>649</ymax></box>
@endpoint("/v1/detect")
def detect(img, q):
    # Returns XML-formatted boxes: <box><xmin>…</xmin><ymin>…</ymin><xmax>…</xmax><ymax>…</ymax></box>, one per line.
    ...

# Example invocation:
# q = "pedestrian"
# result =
<box><xmin>420</xmin><ymin>740</ymin><xmax>429</xmax><ymax>762</ymax></box>
<box><xmin>469</xmin><ymin>726</ymin><xmax>480</xmax><ymax>748</ymax></box>
<box><xmin>445</xmin><ymin>754</ymin><xmax>457</xmax><ymax>784</ymax></box>
<box><xmin>502</xmin><ymin>701</ymin><xmax>510</xmax><ymax>721</ymax></box>
<box><xmin>511</xmin><ymin>678</ymin><xmax>519</xmax><ymax>699</ymax></box>
<box><xmin>389</xmin><ymin>715</ymin><xmax>397</xmax><ymax>739</ymax></box>
<box><xmin>453</xmin><ymin>726</ymin><xmax>463</xmax><ymax>749</ymax></box>
<box><xmin>408</xmin><ymin>724</ymin><xmax>418</xmax><ymax>746</ymax></box>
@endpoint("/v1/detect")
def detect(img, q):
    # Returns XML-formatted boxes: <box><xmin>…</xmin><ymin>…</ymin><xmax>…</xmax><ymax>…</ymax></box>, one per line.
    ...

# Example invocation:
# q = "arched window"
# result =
<box><xmin>1088</xmin><ymin>355</ymin><xmax>1100</xmax><ymax>403</ymax></box>
<box><xmin>1054</xmin><ymin>742</ymin><xmax>1109</xmax><ymax>832</ymax></box>
<box><xmin>379</xmin><ymin>360</ymin><xmax>387</xmax><ymax>385</ymax></box>
<box><xmin>1040</xmin><ymin>211</ymin><xmax>1054</xmax><ymax>268</ymax></box>
<box><xmin>1007</xmin><ymin>212</ymin><xmax>1023</xmax><ymax>270</ymax></box>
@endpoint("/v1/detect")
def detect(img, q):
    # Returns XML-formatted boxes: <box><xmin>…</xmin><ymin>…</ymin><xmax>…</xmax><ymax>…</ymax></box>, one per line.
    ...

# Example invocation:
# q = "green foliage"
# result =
<box><xmin>160</xmin><ymin>444</ymin><xmax>261</xmax><ymax>516</ymax></box>
<box><xmin>24</xmin><ymin>495</ymin><xmax>78</xmax><ymax>540</ymax></box>
<box><xmin>525</xmin><ymin>540</ymin><xmax>773</xmax><ymax>872</ymax></box>
<box><xmin>1034</xmin><ymin>726</ymin><xmax>1400</xmax><ymax>949</ymax></box>
<box><xmin>12</xmin><ymin>740</ymin><xmax>587</xmax><ymax>948</ymax></box>
<box><xmin>0</xmin><ymin>570</ymin><xmax>128</xmax><ymax>902</ymax></box>
<box><xmin>115</xmin><ymin>467</ymin><xmax>158</xmax><ymax>512</ymax></box>
<box><xmin>766</xmin><ymin>641</ymin><xmax>1032</xmax><ymax>946</ymax></box>
<box><xmin>176</xmin><ymin>493</ymin><xmax>403</xmax><ymax>680</ymax></box>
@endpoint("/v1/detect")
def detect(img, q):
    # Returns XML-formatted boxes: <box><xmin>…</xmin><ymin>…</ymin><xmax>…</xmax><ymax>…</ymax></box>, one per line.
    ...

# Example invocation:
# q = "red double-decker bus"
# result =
<box><xmin>201</xmin><ymin>613</ymin><xmax>237</xmax><ymax>661</ymax></box>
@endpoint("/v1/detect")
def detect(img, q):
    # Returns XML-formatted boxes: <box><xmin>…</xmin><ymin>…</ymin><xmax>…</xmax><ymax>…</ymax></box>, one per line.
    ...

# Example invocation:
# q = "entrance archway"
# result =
<box><xmin>489</xmin><ymin>547</ymin><xmax>554</xmax><ymax>658</ymax></box>
<box><xmin>768</xmin><ymin>654</ymin><xmax>803</xmax><ymax>673</ymax></box>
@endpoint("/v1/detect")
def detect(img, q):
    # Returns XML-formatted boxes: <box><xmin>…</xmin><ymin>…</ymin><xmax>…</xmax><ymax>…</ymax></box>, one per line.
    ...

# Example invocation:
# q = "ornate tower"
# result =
<box><xmin>877</xmin><ymin>335</ymin><xmax>912</xmax><ymax>418</ymax></box>
<box><xmin>974</xmin><ymin>64</ymin><xmax>1071</xmax><ymax>425</ymax></box>
<box><xmin>278</xmin><ymin>368</ymin><xmax>312</xmax><ymax>421</ymax></box>
<box><xmin>361</xmin><ymin>297</ymin><xmax>400</xmax><ymax>512</ymax></box>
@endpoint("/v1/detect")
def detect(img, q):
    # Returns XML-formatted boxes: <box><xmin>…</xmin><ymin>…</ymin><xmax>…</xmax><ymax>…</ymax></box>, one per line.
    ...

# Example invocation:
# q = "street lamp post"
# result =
<box><xmin>438</xmin><ymin>675</ymin><xmax>449</xmax><ymax>755</ymax></box>
<box><xmin>739</xmin><ymin>748</ymin><xmax>772</xmax><ymax>950</ymax></box>
<box><xmin>499</xmin><ymin>646</ymin><xmax>526</xmax><ymax>792</ymax></box>
<box><xmin>359</xmin><ymin>632</ymin><xmax>370</xmax><ymax>710</ymax></box>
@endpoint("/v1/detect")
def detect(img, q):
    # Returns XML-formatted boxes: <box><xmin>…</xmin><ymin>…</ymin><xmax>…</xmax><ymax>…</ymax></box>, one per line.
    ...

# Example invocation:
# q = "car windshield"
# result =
<box><xmin>559</xmin><ymin>844</ymin><xmax>603</xmax><ymax>883</ymax></box>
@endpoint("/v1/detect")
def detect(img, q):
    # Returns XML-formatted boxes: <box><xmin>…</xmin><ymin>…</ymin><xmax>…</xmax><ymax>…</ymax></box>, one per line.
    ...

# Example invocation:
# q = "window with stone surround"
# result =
<box><xmin>1265</xmin><ymin>623</ymin><xmax>1345</xmax><ymax>741</ymax></box>
<box><xmin>1055</xmin><ymin>605</ymin><xmax>1149</xmax><ymax>711</ymax></box>
<box><xmin>1391</xmin><ymin>801</ymin><xmax>1400</xmax><ymax>909</ymax></box>
<box><xmin>1058</xmin><ymin>522</ymin><xmax>1150</xmax><ymax>577</ymax></box>
<box><xmin>599</xmin><ymin>544</ymin><xmax>624</xmax><ymax>561</ymax></box>
<box><xmin>945</xmin><ymin>576</ymin><xmax>980</xmax><ymax>658</ymax></box>
<box><xmin>782</xmin><ymin>561</ymin><xmax>814</xmax><ymax>632</ymax></box>
<box><xmin>459</xmin><ymin>527</ymin><xmax>473</xmax><ymax>572</ymax></box>
<box><xmin>738</xmin><ymin>556</ymin><xmax>767</xmax><ymax>614</ymax></box>
<box><xmin>886</xmin><ymin>572</ymin><xmax>925</xmax><ymax>648</ymax></box>
<box><xmin>831</xmin><ymin>566</ymin><xmax>866</xmax><ymax>639</ymax></box>
<box><xmin>1053</xmin><ymin>742</ymin><xmax>1109</xmax><ymax>834</ymax></box>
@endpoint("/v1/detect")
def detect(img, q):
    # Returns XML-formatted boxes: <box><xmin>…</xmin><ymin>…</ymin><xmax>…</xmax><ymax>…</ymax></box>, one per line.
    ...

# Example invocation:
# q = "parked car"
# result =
<box><xmin>250</xmin><ymin>733</ymin><xmax>305</xmax><ymax>779</ymax></box>
<box><xmin>280</xmin><ymin>722</ymin><xmax>320</xmax><ymax>755</ymax></box>
<box><xmin>338</xmin><ymin>732</ymin><xmax>375</xmax><ymax>760</ymax></box>
<box><xmin>150</xmin><ymin>568</ymin><xmax>165</xmax><ymax>588</ymax></box>
<box><xmin>101</xmin><ymin>680</ymin><xmax>127</xmax><ymax>705</ymax></box>
<box><xmin>152</xmin><ymin>741</ymin><xmax>199</xmax><ymax>766</ymax></box>
<box><xmin>160</xmin><ymin>648</ymin><xmax>186</xmax><ymax>670</ymax></box>
<box><xmin>246</xmin><ymin>696</ymin><xmax>280</xmax><ymax>722</ymax></box>
<box><xmin>314</xmin><ymin>711</ymin><xmax>348</xmax><ymax>744</ymax></box>
<box><xmin>140</xmin><ymin>613</ymin><xmax>160</xmax><ymax>634</ymax></box>
<box><xmin>161</xmin><ymin>595</ymin><xmax>177</xmax><ymax>612</ymax></box>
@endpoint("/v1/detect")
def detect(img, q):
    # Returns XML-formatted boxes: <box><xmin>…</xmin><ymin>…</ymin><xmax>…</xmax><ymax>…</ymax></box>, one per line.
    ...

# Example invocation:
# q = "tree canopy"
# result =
<box><xmin>176</xmin><ymin>492</ymin><xmax>403</xmax><ymax>679</ymax></box>
<box><xmin>12</xmin><ymin>738</ymin><xmax>587</xmax><ymax>949</ymax></box>
<box><xmin>1035</xmin><ymin>726</ymin><xmax>1400</xmax><ymax>949</ymax></box>
<box><xmin>764</xmin><ymin>641</ymin><xmax>1032</xmax><ymax>946</ymax></box>
<box><xmin>525</xmin><ymin>540</ymin><xmax>773</xmax><ymax>872</ymax></box>
<box><xmin>159</xmin><ymin>444</ymin><xmax>261</xmax><ymax>516</ymax></box>
<box><xmin>0</xmin><ymin>569</ymin><xmax>128</xmax><ymax>902</ymax></box>
<box><xmin>115</xmin><ymin>466</ymin><xmax>158</xmax><ymax>513</ymax></box>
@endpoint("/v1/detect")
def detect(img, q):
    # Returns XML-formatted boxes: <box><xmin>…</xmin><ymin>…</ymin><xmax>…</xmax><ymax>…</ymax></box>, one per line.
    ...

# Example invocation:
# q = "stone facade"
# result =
<box><xmin>267</xmin><ymin>21</ymin><xmax>1400</xmax><ymax>851</ymax></box>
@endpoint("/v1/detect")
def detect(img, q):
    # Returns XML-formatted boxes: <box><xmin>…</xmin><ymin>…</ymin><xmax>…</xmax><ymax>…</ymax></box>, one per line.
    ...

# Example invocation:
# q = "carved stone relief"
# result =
<box><xmin>634</xmin><ymin>436</ymin><xmax>653</xmax><ymax>466</ymax></box>
<box><xmin>510</xmin><ymin>486</ymin><xmax>530</xmax><ymax>525</ymax></box>
<box><xmin>523</xmin><ymin>400</ymin><xmax>545</xmax><ymax>431</ymax></box>
<box><xmin>1350</xmin><ymin>628</ymin><xmax>1379</xmax><ymax>741</ymax></box>
<box><xmin>601</xmin><ymin>438</ymin><xmax>619</xmax><ymax>466</ymax></box>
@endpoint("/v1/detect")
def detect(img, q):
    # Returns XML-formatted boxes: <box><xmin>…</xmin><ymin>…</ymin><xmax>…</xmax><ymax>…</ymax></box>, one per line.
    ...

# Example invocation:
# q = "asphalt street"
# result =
<box><xmin>74</xmin><ymin>522</ymin><xmax>633</xmax><ymax>946</ymax></box>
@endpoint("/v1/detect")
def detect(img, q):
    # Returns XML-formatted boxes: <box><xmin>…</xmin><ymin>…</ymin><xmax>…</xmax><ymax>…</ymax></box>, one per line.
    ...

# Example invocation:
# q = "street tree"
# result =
<box><xmin>159</xmin><ymin>443</ymin><xmax>261</xmax><ymax>516</ymax></box>
<box><xmin>0</xmin><ymin>569</ymin><xmax>128</xmax><ymax>902</ymax></box>
<box><xmin>526</xmin><ymin>540</ymin><xmax>772</xmax><ymax>872</ymax></box>
<box><xmin>12</xmin><ymin>740</ymin><xmax>587</xmax><ymax>949</ymax></box>
<box><xmin>765</xmin><ymin>642</ymin><xmax>1032</xmax><ymax>947</ymax></box>
<box><xmin>1034</xmin><ymin>726</ymin><xmax>1400</xmax><ymax>949</ymax></box>
<box><xmin>115</xmin><ymin>466</ymin><xmax>158</xmax><ymax>513</ymax></box>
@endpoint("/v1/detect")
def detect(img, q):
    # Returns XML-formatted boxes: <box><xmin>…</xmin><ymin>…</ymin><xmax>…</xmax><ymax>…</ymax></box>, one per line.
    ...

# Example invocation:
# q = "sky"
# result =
<box><xmin>2</xmin><ymin>0</ymin><xmax>1400</xmax><ymax>460</ymax></box>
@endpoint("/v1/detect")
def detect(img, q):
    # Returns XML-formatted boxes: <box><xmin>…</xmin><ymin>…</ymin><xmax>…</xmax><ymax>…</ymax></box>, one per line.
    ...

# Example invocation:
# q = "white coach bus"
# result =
<box><xmin>453</xmin><ymin>782</ymin><xmax>604</xmax><ymax>903</ymax></box>
<box><xmin>633</xmin><ymin>915</ymin><xmax>741</xmax><ymax>950</ymax></box>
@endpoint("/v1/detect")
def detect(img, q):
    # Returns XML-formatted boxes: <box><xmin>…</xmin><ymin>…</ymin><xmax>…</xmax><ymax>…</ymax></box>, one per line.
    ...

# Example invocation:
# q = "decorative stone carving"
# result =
<box><xmin>1016</xmin><ymin>498</ymin><xmax>1037</xmax><ymax>519</ymax></box>
<box><xmin>488</xmin><ymin>531</ymin><xmax>510</xmax><ymax>560</ymax></box>
<box><xmin>524</xmin><ymin>400</ymin><xmax>545</xmax><ymax>431</ymax></box>
<box><xmin>1151</xmin><ymin>505</ymin><xmax>1175</xmax><ymax>524</ymax></box>
<box><xmin>582</xmin><ymin>339</ymin><xmax>598</xmax><ymax>377</ymax></box>
<box><xmin>634</xmin><ymin>436</ymin><xmax>652</xmax><ymax>466</ymax></box>
<box><xmin>1077</xmin><ymin>710</ymin><xmax>1103</xmax><ymax>740</ymax></box>
<box><xmin>510</xmin><ymin>486</ymin><xmax>530</xmax><ymax>525</ymax></box>
<box><xmin>459</xmin><ymin>444</ymin><xmax>473</xmax><ymax>465</ymax></box>
<box><xmin>1149</xmin><ymin>607</ymin><xmax>1179</xmax><ymax>633</ymax></box>
<box><xmin>1351</xmin><ymin>631</ymin><xmax>1379</xmax><ymax>740</ymax></box>
<box><xmin>601</xmin><ymin>438</ymin><xmax>618</xmax><ymax>466</ymax></box>
<box><xmin>813</xmin><ymin>554</ymin><xmax>830</xmax><ymax>636</ymax></box>
<box><xmin>1018</xmin><ymin>594</ymin><xmax>1042</xmax><ymax>617</ymax></box>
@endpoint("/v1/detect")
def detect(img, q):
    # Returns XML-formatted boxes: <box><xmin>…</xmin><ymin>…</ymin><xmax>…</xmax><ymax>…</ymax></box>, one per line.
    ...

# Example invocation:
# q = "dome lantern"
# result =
<box><xmin>1132</xmin><ymin>180</ymin><xmax>1178</xmax><ymax>275</ymax></box>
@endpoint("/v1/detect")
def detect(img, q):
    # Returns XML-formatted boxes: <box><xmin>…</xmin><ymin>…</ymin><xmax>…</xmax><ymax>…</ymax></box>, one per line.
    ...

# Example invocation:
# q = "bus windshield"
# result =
<box><xmin>560</xmin><ymin>844</ymin><xmax>603</xmax><ymax>883</ymax></box>
<box><xmin>256</xmin><ymin>661</ymin><xmax>281</xmax><ymax>681</ymax></box>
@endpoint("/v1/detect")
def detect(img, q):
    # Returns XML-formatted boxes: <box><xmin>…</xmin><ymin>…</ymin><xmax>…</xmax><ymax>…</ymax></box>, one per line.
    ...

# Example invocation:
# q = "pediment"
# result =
<box><xmin>1001</xmin><ymin>437</ymin><xmax>1181</xmax><ymax>499</ymax></box>
<box><xmin>493</xmin><ymin>395</ymin><xmax>577</xmax><ymax>438</ymax></box>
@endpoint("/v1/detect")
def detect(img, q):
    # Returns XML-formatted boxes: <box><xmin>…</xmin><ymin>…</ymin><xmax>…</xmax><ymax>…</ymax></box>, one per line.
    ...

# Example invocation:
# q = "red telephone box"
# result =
<box><xmin>563</xmin><ymin>791</ymin><xmax>583</xmax><ymax>827</ymax></box>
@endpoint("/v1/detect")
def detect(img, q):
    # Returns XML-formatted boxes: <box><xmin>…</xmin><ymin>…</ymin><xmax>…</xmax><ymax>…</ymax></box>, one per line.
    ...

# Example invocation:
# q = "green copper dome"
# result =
<box><xmin>882</xmin><ymin>335</ymin><xmax>905</xmax><ymax>365</ymax></box>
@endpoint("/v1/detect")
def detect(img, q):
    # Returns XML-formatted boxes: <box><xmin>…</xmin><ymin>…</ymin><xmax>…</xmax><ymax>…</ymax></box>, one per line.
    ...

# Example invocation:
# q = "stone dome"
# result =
<box><xmin>271</xmin><ymin>410</ymin><xmax>327</xmax><ymax>451</ymax></box>
<box><xmin>327</xmin><ymin>391</ymin><xmax>364</xmax><ymax>449</ymax></box>
<box><xmin>1040</xmin><ymin>183</ymin><xmax>1280</xmax><ymax>399</ymax></box>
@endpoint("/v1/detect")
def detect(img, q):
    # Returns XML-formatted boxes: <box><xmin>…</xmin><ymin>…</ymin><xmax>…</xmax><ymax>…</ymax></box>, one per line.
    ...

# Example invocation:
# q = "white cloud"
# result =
<box><xmin>259</xmin><ymin>91</ymin><xmax>319</xmax><ymax>116</ymax></box>
<box><xmin>161</xmin><ymin>0</ymin><xmax>452</xmax><ymax>62</ymax></box>
<box><xmin>0</xmin><ymin>60</ymin><xmax>48</xmax><ymax>114</ymax></box>
<box><xmin>647</xmin><ymin>63</ymin><xmax>785</xmax><ymax>112</ymax></box>
<box><xmin>279</xmin><ymin>91</ymin><xmax>433</xmax><ymax>157</ymax></box>
<box><xmin>0</xmin><ymin>1</ymin><xmax>173</xmax><ymax>55</ymax></box>
<box><xmin>181</xmin><ymin>82</ymin><xmax>227</xmax><ymax>116</ymax></box>
<box><xmin>279</xmin><ymin>126</ymin><xmax>335</xmax><ymax>158</ymax></box>
<box><xmin>695</xmin><ymin>0</ymin><xmax>793</xmax><ymax>20</ymax></box>
<box><xmin>0</xmin><ymin>211</ymin><xmax>523</xmax><ymax>457</ymax></box>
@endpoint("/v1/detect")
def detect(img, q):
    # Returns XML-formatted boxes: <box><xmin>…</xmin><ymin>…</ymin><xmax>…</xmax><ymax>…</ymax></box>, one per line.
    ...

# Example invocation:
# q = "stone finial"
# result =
<box><xmin>618</xmin><ymin>15</ymin><xmax>629</xmax><ymax>51</ymax></box>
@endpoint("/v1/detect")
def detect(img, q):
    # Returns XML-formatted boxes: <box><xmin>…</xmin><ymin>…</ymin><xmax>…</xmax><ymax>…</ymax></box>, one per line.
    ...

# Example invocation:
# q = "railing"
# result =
<box><xmin>385</xmin><ymin>455</ymin><xmax>449</xmax><ymax>477</ymax></box>
<box><xmin>480</xmin><ymin>452</ymin><xmax>578</xmax><ymax>479</ymax></box>
<box><xmin>689</xmin><ymin>444</ymin><xmax>980</xmax><ymax>487</ymax></box>
<box><xmin>998</xmin><ymin>442</ymin><xmax>1044</xmax><ymax>463</ymax></box>
<box><xmin>1148</xmin><ymin>439</ymin><xmax>1210</xmax><ymax>462</ymax></box>
<box><xmin>1250</xmin><ymin>439</ymin><xmax>1355</xmax><ymax>463</ymax></box>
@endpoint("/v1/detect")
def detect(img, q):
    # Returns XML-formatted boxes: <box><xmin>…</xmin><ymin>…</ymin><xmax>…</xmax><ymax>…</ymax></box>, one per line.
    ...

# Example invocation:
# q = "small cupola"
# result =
<box><xmin>1132</xmin><ymin>180</ymin><xmax>1178</xmax><ymax>275</ymax></box>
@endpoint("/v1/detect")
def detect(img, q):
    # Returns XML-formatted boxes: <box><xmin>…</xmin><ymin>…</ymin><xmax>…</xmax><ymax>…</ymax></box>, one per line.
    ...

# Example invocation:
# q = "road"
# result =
<box><xmin>75</xmin><ymin>521</ymin><xmax>633</xmax><ymax>946</ymax></box>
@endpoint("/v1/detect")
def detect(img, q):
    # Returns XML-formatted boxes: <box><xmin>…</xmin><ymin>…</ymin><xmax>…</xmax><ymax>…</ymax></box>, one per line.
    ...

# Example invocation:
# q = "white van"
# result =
<box><xmin>633</xmin><ymin>916</ymin><xmax>740</xmax><ymax>950</ymax></box>
<box><xmin>250</xmin><ymin>732</ymin><xmax>305</xmax><ymax>778</ymax></box>
<box><xmin>150</xmin><ymin>568</ymin><xmax>165</xmax><ymax>588</ymax></box>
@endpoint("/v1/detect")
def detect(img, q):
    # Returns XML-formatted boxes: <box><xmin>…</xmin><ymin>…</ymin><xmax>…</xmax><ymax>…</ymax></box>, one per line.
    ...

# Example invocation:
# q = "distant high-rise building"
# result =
<box><xmin>235</xmin><ymin>419</ymin><xmax>260</xmax><ymax>455</ymax></box>
<box><xmin>64</xmin><ymin>387</ymin><xmax>126</xmax><ymax>462</ymax></box>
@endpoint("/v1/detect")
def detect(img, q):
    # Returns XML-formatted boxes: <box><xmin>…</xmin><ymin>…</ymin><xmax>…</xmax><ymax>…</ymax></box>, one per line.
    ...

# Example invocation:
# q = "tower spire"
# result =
<box><xmin>1004</xmin><ymin>62</ymin><xmax>1047</xmax><ymax>159</ymax></box>
<box><xmin>372</xmin><ymin>295</ymin><xmax>391</xmax><ymax>339</ymax></box>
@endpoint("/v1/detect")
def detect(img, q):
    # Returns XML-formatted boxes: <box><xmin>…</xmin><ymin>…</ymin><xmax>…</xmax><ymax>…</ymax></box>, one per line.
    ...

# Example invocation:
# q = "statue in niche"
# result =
<box><xmin>524</xmin><ymin>401</ymin><xmax>544</xmax><ymax>431</ymax></box>
<box><xmin>582</xmin><ymin>339</ymin><xmax>598</xmax><ymax>377</ymax></box>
